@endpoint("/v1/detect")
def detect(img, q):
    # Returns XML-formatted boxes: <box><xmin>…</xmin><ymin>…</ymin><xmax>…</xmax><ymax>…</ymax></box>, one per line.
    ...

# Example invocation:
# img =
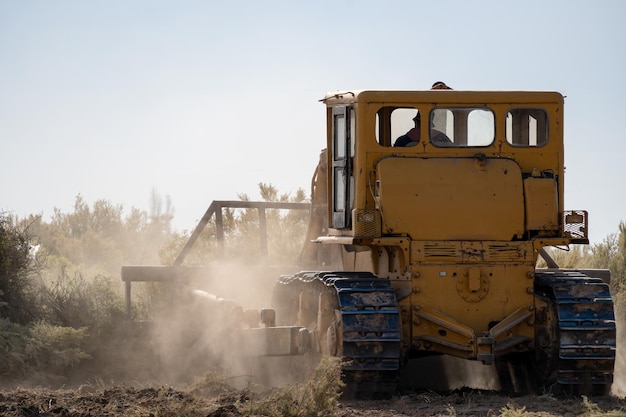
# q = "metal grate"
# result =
<box><xmin>352</xmin><ymin>209</ymin><xmax>381</xmax><ymax>237</ymax></box>
<box><xmin>423</xmin><ymin>244</ymin><xmax>459</xmax><ymax>259</ymax></box>
<box><xmin>486</xmin><ymin>243</ymin><xmax>522</xmax><ymax>261</ymax></box>
<box><xmin>563</xmin><ymin>210</ymin><xmax>588</xmax><ymax>242</ymax></box>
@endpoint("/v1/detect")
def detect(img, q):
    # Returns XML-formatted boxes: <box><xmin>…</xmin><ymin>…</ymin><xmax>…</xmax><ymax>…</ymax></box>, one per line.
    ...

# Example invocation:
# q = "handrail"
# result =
<box><xmin>122</xmin><ymin>200</ymin><xmax>311</xmax><ymax>319</ymax></box>
<box><xmin>173</xmin><ymin>201</ymin><xmax>311</xmax><ymax>265</ymax></box>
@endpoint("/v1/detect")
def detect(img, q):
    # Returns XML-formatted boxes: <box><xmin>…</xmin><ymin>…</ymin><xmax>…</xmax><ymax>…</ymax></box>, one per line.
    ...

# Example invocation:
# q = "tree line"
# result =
<box><xmin>0</xmin><ymin>184</ymin><xmax>309</xmax><ymax>384</ymax></box>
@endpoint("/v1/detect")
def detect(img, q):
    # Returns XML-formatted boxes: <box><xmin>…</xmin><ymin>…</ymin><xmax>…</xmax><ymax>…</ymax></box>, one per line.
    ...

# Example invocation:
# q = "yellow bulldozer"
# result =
<box><xmin>122</xmin><ymin>83</ymin><xmax>616</xmax><ymax>397</ymax></box>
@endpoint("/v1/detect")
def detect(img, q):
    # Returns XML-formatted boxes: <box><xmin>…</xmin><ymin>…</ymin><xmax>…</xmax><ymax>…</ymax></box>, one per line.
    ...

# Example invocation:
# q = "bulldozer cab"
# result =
<box><xmin>321</xmin><ymin>89</ymin><xmax>586</xmax><ymax>249</ymax></box>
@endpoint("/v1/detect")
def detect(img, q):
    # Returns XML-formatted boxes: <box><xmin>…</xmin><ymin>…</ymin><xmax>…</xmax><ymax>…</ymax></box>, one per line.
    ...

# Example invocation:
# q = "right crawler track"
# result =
<box><xmin>534</xmin><ymin>270</ymin><xmax>616</xmax><ymax>393</ymax></box>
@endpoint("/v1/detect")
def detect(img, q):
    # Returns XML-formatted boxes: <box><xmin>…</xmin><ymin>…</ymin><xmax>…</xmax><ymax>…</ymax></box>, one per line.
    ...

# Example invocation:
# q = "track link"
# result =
<box><xmin>535</xmin><ymin>270</ymin><xmax>616</xmax><ymax>393</ymax></box>
<box><xmin>276</xmin><ymin>271</ymin><xmax>401</xmax><ymax>398</ymax></box>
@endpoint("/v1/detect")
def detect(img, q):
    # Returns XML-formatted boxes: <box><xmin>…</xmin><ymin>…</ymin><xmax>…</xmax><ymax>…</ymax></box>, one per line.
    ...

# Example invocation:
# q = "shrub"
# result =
<box><xmin>0</xmin><ymin>213</ymin><xmax>42</xmax><ymax>324</ymax></box>
<box><xmin>39</xmin><ymin>269</ymin><xmax>125</xmax><ymax>331</ymax></box>
<box><xmin>0</xmin><ymin>318</ymin><xmax>89</xmax><ymax>382</ymax></box>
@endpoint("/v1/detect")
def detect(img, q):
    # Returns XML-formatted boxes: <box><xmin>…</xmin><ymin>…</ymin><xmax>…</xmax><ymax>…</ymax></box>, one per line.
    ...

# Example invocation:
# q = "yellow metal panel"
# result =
<box><xmin>410</xmin><ymin>263</ymin><xmax>534</xmax><ymax>358</ymax></box>
<box><xmin>524</xmin><ymin>177</ymin><xmax>558</xmax><ymax>231</ymax></box>
<box><xmin>412</xmin><ymin>264</ymin><xmax>533</xmax><ymax>330</ymax></box>
<box><xmin>468</xmin><ymin>267</ymin><xmax>481</xmax><ymax>292</ymax></box>
<box><xmin>377</xmin><ymin>157</ymin><xmax>524</xmax><ymax>240</ymax></box>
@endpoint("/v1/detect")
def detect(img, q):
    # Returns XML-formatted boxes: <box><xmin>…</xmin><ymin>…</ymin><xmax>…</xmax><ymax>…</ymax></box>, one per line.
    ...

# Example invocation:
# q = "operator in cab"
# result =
<box><xmin>393</xmin><ymin>111</ymin><xmax>452</xmax><ymax>147</ymax></box>
<box><xmin>394</xmin><ymin>112</ymin><xmax>421</xmax><ymax>147</ymax></box>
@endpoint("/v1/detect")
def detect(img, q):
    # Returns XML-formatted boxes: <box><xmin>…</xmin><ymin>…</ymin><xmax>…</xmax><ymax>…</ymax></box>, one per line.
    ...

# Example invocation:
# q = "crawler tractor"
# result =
<box><xmin>122</xmin><ymin>85</ymin><xmax>616</xmax><ymax>396</ymax></box>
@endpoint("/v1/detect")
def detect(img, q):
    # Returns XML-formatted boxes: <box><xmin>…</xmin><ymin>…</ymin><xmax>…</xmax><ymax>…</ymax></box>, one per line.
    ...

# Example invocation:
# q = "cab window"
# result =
<box><xmin>376</xmin><ymin>107</ymin><xmax>420</xmax><ymax>147</ymax></box>
<box><xmin>506</xmin><ymin>108</ymin><xmax>548</xmax><ymax>146</ymax></box>
<box><xmin>429</xmin><ymin>107</ymin><xmax>495</xmax><ymax>147</ymax></box>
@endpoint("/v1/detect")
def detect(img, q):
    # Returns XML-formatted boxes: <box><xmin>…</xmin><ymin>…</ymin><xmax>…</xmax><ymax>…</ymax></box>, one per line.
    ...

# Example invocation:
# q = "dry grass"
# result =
<box><xmin>240</xmin><ymin>356</ymin><xmax>344</xmax><ymax>417</ymax></box>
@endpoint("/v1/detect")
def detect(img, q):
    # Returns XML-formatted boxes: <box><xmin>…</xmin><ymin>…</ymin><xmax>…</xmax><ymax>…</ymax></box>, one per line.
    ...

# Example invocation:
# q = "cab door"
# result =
<box><xmin>331</xmin><ymin>106</ymin><xmax>354</xmax><ymax>229</ymax></box>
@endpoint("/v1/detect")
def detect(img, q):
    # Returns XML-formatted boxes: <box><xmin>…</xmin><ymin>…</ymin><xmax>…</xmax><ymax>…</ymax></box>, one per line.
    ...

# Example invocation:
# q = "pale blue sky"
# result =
<box><xmin>1</xmin><ymin>1</ymin><xmax>625</xmax><ymax>245</ymax></box>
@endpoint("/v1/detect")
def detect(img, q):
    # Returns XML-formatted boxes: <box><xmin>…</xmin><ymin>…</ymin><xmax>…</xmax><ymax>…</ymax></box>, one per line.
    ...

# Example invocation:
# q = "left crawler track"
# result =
<box><xmin>274</xmin><ymin>271</ymin><xmax>402</xmax><ymax>398</ymax></box>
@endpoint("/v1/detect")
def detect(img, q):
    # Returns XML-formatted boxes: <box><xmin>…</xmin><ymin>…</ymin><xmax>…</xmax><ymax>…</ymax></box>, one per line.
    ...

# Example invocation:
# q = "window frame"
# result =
<box><xmin>428</xmin><ymin>106</ymin><xmax>496</xmax><ymax>148</ymax></box>
<box><xmin>505</xmin><ymin>107</ymin><xmax>550</xmax><ymax>148</ymax></box>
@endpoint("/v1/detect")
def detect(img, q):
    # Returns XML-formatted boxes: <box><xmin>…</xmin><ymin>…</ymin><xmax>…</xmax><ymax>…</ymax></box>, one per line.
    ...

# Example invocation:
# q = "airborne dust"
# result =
<box><xmin>612</xmin><ymin>306</ymin><xmax>625</xmax><ymax>397</ymax></box>
<box><xmin>137</xmin><ymin>260</ymin><xmax>314</xmax><ymax>391</ymax></box>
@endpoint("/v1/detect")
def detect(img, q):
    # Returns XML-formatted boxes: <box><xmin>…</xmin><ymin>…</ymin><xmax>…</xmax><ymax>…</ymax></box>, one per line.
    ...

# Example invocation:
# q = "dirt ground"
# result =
<box><xmin>0</xmin><ymin>385</ymin><xmax>624</xmax><ymax>417</ymax></box>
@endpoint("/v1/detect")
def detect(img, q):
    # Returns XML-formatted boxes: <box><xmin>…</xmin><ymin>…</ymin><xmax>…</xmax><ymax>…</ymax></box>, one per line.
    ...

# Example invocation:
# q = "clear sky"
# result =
<box><xmin>1</xmin><ymin>1</ymin><xmax>625</xmax><ymax>245</ymax></box>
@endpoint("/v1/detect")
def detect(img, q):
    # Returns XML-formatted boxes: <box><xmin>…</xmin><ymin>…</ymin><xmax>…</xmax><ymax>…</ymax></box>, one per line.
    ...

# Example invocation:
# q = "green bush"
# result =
<box><xmin>39</xmin><ymin>269</ymin><xmax>125</xmax><ymax>331</ymax></box>
<box><xmin>0</xmin><ymin>213</ymin><xmax>42</xmax><ymax>324</ymax></box>
<box><xmin>0</xmin><ymin>318</ymin><xmax>89</xmax><ymax>382</ymax></box>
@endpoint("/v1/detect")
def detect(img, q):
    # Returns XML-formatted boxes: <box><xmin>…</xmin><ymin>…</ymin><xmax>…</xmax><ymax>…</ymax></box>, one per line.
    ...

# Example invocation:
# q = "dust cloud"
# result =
<box><xmin>141</xmin><ymin>259</ymin><xmax>313</xmax><ymax>391</ymax></box>
<box><xmin>611</xmin><ymin>306</ymin><xmax>625</xmax><ymax>397</ymax></box>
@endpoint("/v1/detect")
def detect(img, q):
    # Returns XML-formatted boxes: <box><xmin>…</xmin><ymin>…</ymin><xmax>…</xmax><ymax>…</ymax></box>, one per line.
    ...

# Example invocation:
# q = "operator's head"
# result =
<box><xmin>431</xmin><ymin>81</ymin><xmax>452</xmax><ymax>90</ymax></box>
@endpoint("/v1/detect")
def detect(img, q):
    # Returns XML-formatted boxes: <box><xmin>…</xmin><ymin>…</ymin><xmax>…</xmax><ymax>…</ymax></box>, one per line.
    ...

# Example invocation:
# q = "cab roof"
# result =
<box><xmin>321</xmin><ymin>90</ymin><xmax>564</xmax><ymax>105</ymax></box>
